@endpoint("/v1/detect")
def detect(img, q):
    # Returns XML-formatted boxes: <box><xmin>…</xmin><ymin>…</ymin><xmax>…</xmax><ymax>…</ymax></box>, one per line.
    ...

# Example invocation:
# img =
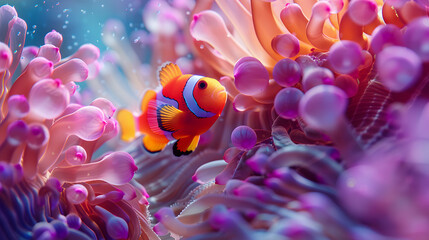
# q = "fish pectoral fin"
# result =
<box><xmin>158</xmin><ymin>62</ymin><xmax>182</xmax><ymax>87</ymax></box>
<box><xmin>117</xmin><ymin>109</ymin><xmax>136</xmax><ymax>141</ymax></box>
<box><xmin>140</xmin><ymin>89</ymin><xmax>156</xmax><ymax>113</ymax></box>
<box><xmin>148</xmin><ymin>99</ymin><xmax>183</xmax><ymax>134</ymax></box>
<box><xmin>157</xmin><ymin>104</ymin><xmax>182</xmax><ymax>132</ymax></box>
<box><xmin>147</xmin><ymin>100</ymin><xmax>183</xmax><ymax>135</ymax></box>
<box><xmin>142</xmin><ymin>134</ymin><xmax>169</xmax><ymax>153</ymax></box>
<box><xmin>173</xmin><ymin>135</ymin><xmax>200</xmax><ymax>157</ymax></box>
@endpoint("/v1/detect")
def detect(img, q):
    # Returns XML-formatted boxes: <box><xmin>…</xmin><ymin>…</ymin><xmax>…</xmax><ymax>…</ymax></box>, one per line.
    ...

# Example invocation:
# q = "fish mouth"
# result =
<box><xmin>216</xmin><ymin>88</ymin><xmax>227</xmax><ymax>98</ymax></box>
<box><xmin>215</xmin><ymin>85</ymin><xmax>226</xmax><ymax>96</ymax></box>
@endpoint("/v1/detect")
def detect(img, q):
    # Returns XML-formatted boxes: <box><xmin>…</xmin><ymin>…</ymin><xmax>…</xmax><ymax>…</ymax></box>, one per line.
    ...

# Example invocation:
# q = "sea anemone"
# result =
<box><xmin>3</xmin><ymin>1</ymin><xmax>429</xmax><ymax>240</ymax></box>
<box><xmin>0</xmin><ymin>4</ymin><xmax>158</xmax><ymax>239</ymax></box>
<box><xmin>151</xmin><ymin>1</ymin><xmax>429</xmax><ymax>240</ymax></box>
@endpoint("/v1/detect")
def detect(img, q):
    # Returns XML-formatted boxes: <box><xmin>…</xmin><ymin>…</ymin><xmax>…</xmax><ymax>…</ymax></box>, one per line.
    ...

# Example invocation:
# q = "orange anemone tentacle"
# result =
<box><xmin>381</xmin><ymin>3</ymin><xmax>405</xmax><ymax>28</ymax></box>
<box><xmin>339</xmin><ymin>11</ymin><xmax>368</xmax><ymax>50</ymax></box>
<box><xmin>250</xmin><ymin>0</ymin><xmax>284</xmax><ymax>61</ymax></box>
<box><xmin>306</xmin><ymin>1</ymin><xmax>338</xmax><ymax>51</ymax></box>
<box><xmin>216</xmin><ymin>0</ymin><xmax>277</xmax><ymax>67</ymax></box>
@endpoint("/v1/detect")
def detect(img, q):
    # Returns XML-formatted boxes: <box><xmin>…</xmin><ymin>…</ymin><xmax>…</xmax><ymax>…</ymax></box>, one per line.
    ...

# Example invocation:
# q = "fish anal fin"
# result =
<box><xmin>117</xmin><ymin>109</ymin><xmax>136</xmax><ymax>141</ymax></box>
<box><xmin>142</xmin><ymin>134</ymin><xmax>169</xmax><ymax>153</ymax></box>
<box><xmin>140</xmin><ymin>89</ymin><xmax>156</xmax><ymax>113</ymax></box>
<box><xmin>173</xmin><ymin>135</ymin><xmax>200</xmax><ymax>157</ymax></box>
<box><xmin>158</xmin><ymin>62</ymin><xmax>182</xmax><ymax>87</ymax></box>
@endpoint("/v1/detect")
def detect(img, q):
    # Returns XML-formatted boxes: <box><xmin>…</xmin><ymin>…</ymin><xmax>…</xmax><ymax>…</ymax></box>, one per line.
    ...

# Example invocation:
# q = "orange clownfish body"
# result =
<box><xmin>117</xmin><ymin>62</ymin><xmax>227</xmax><ymax>156</ymax></box>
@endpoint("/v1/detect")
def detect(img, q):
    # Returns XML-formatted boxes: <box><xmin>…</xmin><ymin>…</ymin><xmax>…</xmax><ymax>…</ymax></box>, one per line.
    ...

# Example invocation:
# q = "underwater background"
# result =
<box><xmin>1</xmin><ymin>0</ymin><xmax>429</xmax><ymax>239</ymax></box>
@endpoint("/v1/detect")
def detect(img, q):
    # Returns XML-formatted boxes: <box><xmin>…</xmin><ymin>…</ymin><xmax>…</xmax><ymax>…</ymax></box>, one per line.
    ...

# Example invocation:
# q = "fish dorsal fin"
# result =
<box><xmin>158</xmin><ymin>62</ymin><xmax>182</xmax><ymax>87</ymax></box>
<box><xmin>140</xmin><ymin>89</ymin><xmax>156</xmax><ymax>113</ymax></box>
<box><xmin>147</xmin><ymin>100</ymin><xmax>182</xmax><ymax>134</ymax></box>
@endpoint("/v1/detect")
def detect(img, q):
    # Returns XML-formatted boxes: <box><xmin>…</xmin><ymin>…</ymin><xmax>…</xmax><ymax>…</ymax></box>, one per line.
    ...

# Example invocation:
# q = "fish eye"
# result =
<box><xmin>198</xmin><ymin>80</ymin><xmax>207</xmax><ymax>90</ymax></box>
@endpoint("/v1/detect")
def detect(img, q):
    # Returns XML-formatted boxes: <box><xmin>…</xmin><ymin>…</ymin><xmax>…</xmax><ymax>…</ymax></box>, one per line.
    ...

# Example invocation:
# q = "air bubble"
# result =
<box><xmin>133</xmin><ymin>37</ymin><xmax>140</xmax><ymax>43</ymax></box>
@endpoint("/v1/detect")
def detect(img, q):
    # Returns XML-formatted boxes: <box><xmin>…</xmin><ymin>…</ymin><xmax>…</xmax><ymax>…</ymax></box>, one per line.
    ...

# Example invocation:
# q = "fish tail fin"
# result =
<box><xmin>117</xmin><ymin>109</ymin><xmax>137</xmax><ymax>141</ymax></box>
<box><xmin>173</xmin><ymin>135</ymin><xmax>200</xmax><ymax>157</ymax></box>
<box><xmin>142</xmin><ymin>134</ymin><xmax>169</xmax><ymax>153</ymax></box>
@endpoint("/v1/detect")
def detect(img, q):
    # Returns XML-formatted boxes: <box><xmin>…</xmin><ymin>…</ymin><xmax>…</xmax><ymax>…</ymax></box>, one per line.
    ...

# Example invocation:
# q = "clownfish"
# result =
<box><xmin>117</xmin><ymin>62</ymin><xmax>227</xmax><ymax>156</ymax></box>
